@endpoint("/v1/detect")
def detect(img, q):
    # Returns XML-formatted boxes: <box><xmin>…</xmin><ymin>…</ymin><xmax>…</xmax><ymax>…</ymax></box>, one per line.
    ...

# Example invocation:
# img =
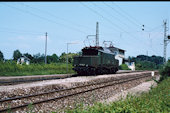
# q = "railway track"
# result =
<box><xmin>0</xmin><ymin>72</ymin><xmax>152</xmax><ymax>112</ymax></box>
<box><xmin>0</xmin><ymin>74</ymin><xmax>73</xmax><ymax>86</ymax></box>
<box><xmin>0</xmin><ymin>70</ymin><xmax>144</xmax><ymax>86</ymax></box>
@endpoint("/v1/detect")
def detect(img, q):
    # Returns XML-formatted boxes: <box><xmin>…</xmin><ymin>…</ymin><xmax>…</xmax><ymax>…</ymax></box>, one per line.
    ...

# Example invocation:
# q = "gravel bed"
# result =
<box><xmin>23</xmin><ymin>75</ymin><xmax>151</xmax><ymax>113</ymax></box>
<box><xmin>0</xmin><ymin>71</ymin><xmax>154</xmax><ymax>99</ymax></box>
<box><xmin>100</xmin><ymin>75</ymin><xmax>160</xmax><ymax>104</ymax></box>
<box><xmin>0</xmin><ymin>71</ymin><xmax>158</xmax><ymax>112</ymax></box>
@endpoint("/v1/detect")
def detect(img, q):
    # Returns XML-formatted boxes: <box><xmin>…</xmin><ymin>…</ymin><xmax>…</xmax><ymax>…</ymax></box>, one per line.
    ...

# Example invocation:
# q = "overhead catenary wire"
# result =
<box><xmin>94</xmin><ymin>4</ymin><xmax>161</xmax><ymax>48</ymax></box>
<box><xmin>80</xmin><ymin>2</ymin><xmax>123</xmax><ymax>32</ymax></box>
<box><xmin>80</xmin><ymin>2</ymin><xmax>142</xmax><ymax>41</ymax></box>
<box><xmin>19</xmin><ymin>3</ymin><xmax>94</xmax><ymax>31</ymax></box>
<box><xmin>80</xmin><ymin>3</ymin><xmax>146</xmax><ymax>51</ymax></box>
<box><xmin>103</xmin><ymin>2</ymin><xmax>163</xmax><ymax>39</ymax></box>
<box><xmin>80</xmin><ymin>3</ymin><xmax>142</xmax><ymax>41</ymax></box>
<box><xmin>1</xmin><ymin>3</ymin><xmax>87</xmax><ymax>35</ymax></box>
<box><xmin>80</xmin><ymin>2</ymin><xmax>134</xmax><ymax>47</ymax></box>
<box><xmin>103</xmin><ymin>2</ymin><xmax>142</xmax><ymax>28</ymax></box>
<box><xmin>111</xmin><ymin>2</ymin><xmax>144</xmax><ymax>28</ymax></box>
<box><xmin>0</xmin><ymin>30</ymin><xmax>43</xmax><ymax>35</ymax></box>
<box><xmin>80</xmin><ymin>2</ymin><xmax>160</xmax><ymax>55</ymax></box>
<box><xmin>0</xmin><ymin>27</ymin><xmax>44</xmax><ymax>35</ymax></box>
<box><xmin>92</xmin><ymin>2</ymin><xmax>132</xmax><ymax>29</ymax></box>
<box><xmin>146</xmin><ymin>25</ymin><xmax>162</xmax><ymax>32</ymax></box>
<box><xmin>1</xmin><ymin>2</ymin><xmax>163</xmax><ymax>56</ymax></box>
<box><xmin>112</xmin><ymin>2</ymin><xmax>163</xmax><ymax>31</ymax></box>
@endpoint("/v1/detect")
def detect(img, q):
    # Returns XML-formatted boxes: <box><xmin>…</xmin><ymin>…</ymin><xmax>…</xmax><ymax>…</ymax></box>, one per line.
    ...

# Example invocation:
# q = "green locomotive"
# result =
<box><xmin>73</xmin><ymin>46</ymin><xmax>119</xmax><ymax>75</ymax></box>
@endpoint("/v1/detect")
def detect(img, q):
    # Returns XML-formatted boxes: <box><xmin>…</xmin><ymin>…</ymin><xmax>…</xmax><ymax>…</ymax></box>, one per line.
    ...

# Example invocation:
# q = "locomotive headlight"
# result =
<box><xmin>86</xmin><ymin>64</ymin><xmax>88</xmax><ymax>67</ymax></box>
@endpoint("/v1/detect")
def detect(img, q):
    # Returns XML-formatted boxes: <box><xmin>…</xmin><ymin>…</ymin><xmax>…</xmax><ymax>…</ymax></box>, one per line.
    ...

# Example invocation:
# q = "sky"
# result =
<box><xmin>0</xmin><ymin>2</ymin><xmax>170</xmax><ymax>60</ymax></box>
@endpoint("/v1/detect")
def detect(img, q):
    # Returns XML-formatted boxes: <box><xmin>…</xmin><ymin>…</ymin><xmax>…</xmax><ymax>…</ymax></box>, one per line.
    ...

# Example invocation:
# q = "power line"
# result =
<box><xmin>81</xmin><ymin>3</ymin><xmax>139</xmax><ymax>50</ymax></box>
<box><xmin>1</xmin><ymin>3</ymin><xmax>87</xmax><ymax>35</ymax></box>
<box><xmin>80</xmin><ymin>2</ymin><xmax>127</xmax><ymax>32</ymax></box>
<box><xmin>80</xmin><ymin>3</ymin><xmax>141</xmax><ymax>46</ymax></box>
<box><xmin>19</xmin><ymin>3</ymin><xmax>93</xmax><ymax>31</ymax></box>
<box><xmin>112</xmin><ymin>2</ymin><xmax>143</xmax><ymax>27</ymax></box>
<box><xmin>104</xmin><ymin>2</ymin><xmax>142</xmax><ymax>28</ymax></box>
<box><xmin>90</xmin><ymin>3</ymin><xmax>133</xmax><ymax>43</ymax></box>
<box><xmin>80</xmin><ymin>2</ymin><xmax>160</xmax><ymax>55</ymax></box>
<box><xmin>105</xmin><ymin>2</ymin><xmax>162</xmax><ymax>33</ymax></box>
<box><xmin>0</xmin><ymin>27</ymin><xmax>44</xmax><ymax>35</ymax></box>
<box><xmin>80</xmin><ymin>3</ymin><xmax>140</xmax><ymax>40</ymax></box>
<box><xmin>0</xmin><ymin>30</ymin><xmax>43</xmax><ymax>35</ymax></box>
<box><xmin>92</xmin><ymin>2</ymin><xmax>132</xmax><ymax>29</ymax></box>
<box><xmin>145</xmin><ymin>25</ymin><xmax>162</xmax><ymax>32</ymax></box>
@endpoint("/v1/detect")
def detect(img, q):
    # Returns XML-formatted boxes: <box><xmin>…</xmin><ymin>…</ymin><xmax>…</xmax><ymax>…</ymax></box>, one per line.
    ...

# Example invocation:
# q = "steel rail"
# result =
<box><xmin>0</xmin><ymin>74</ymin><xmax>73</xmax><ymax>85</ymax></box>
<box><xmin>0</xmin><ymin>70</ymin><xmax>144</xmax><ymax>85</ymax></box>
<box><xmin>0</xmin><ymin>72</ymin><xmax>149</xmax><ymax>103</ymax></box>
<box><xmin>0</xmin><ymin>73</ymin><xmax>151</xmax><ymax>112</ymax></box>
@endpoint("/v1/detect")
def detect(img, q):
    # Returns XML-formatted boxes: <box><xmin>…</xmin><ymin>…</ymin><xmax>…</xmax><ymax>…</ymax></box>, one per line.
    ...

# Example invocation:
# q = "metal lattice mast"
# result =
<box><xmin>45</xmin><ymin>32</ymin><xmax>47</xmax><ymax>64</ymax></box>
<box><xmin>163</xmin><ymin>20</ymin><xmax>168</xmax><ymax>64</ymax></box>
<box><xmin>96</xmin><ymin>22</ymin><xmax>99</xmax><ymax>47</ymax></box>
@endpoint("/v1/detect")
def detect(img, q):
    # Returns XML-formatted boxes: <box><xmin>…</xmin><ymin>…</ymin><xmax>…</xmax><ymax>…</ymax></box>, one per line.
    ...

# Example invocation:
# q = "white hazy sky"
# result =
<box><xmin>0</xmin><ymin>2</ymin><xmax>170</xmax><ymax>59</ymax></box>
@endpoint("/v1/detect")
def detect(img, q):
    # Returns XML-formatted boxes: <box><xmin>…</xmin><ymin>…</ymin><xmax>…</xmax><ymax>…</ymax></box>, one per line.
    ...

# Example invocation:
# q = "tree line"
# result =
<box><xmin>128</xmin><ymin>55</ymin><xmax>165</xmax><ymax>70</ymax></box>
<box><xmin>0</xmin><ymin>50</ymin><xmax>79</xmax><ymax>64</ymax></box>
<box><xmin>0</xmin><ymin>50</ymin><xmax>168</xmax><ymax>70</ymax></box>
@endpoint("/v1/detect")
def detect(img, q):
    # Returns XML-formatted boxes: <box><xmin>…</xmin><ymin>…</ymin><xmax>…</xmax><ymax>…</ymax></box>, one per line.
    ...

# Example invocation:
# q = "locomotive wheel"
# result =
<box><xmin>77</xmin><ymin>72</ymin><xmax>83</xmax><ymax>76</ymax></box>
<box><xmin>96</xmin><ymin>69</ymin><xmax>100</xmax><ymax>75</ymax></box>
<box><xmin>103</xmin><ymin>68</ymin><xmax>109</xmax><ymax>74</ymax></box>
<box><xmin>111</xmin><ymin>68</ymin><xmax>116</xmax><ymax>74</ymax></box>
<box><xmin>90</xmin><ymin>68</ymin><xmax>96</xmax><ymax>75</ymax></box>
<box><xmin>96</xmin><ymin>67</ymin><xmax>103</xmax><ymax>75</ymax></box>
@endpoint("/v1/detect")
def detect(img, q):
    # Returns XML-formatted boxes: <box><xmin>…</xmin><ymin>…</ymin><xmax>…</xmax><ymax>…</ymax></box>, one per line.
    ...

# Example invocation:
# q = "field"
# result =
<box><xmin>0</xmin><ymin>62</ymin><xmax>75</xmax><ymax>76</ymax></box>
<box><xmin>65</xmin><ymin>77</ymin><xmax>170</xmax><ymax>113</ymax></box>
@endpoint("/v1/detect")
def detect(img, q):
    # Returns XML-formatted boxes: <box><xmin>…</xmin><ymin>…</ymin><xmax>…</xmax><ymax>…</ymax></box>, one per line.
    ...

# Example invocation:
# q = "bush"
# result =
<box><xmin>159</xmin><ymin>61</ymin><xmax>170</xmax><ymax>81</ymax></box>
<box><xmin>119</xmin><ymin>64</ymin><xmax>130</xmax><ymax>70</ymax></box>
<box><xmin>0</xmin><ymin>62</ymin><xmax>75</xmax><ymax>76</ymax></box>
<box><xmin>135</xmin><ymin>61</ymin><xmax>157</xmax><ymax>70</ymax></box>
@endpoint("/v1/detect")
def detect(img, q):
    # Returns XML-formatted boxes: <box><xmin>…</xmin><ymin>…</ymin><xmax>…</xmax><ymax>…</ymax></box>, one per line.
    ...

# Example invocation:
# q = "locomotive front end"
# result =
<box><xmin>73</xmin><ymin>47</ymin><xmax>100</xmax><ymax>75</ymax></box>
<box><xmin>73</xmin><ymin>55</ymin><xmax>99</xmax><ymax>75</ymax></box>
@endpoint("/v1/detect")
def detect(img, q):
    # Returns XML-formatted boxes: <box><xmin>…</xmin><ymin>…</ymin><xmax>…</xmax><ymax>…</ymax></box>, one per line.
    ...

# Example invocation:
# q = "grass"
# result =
<box><xmin>64</xmin><ymin>77</ymin><xmax>170</xmax><ymax>113</ymax></box>
<box><xmin>0</xmin><ymin>62</ymin><xmax>75</xmax><ymax>76</ymax></box>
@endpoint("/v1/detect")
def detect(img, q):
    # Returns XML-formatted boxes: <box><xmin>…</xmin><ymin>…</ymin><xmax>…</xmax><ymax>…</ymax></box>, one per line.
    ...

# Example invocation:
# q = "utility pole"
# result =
<box><xmin>96</xmin><ymin>22</ymin><xmax>99</xmax><ymax>47</ymax></box>
<box><xmin>163</xmin><ymin>20</ymin><xmax>168</xmax><ymax>64</ymax></box>
<box><xmin>66</xmin><ymin>42</ymin><xmax>79</xmax><ymax>73</ymax></box>
<box><xmin>67</xmin><ymin>43</ymin><xmax>68</xmax><ymax>73</ymax></box>
<box><xmin>45</xmin><ymin>32</ymin><xmax>47</xmax><ymax>64</ymax></box>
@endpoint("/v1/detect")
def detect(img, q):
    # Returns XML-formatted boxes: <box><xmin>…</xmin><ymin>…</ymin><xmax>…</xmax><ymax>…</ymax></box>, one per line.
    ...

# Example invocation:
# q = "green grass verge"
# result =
<box><xmin>64</xmin><ymin>77</ymin><xmax>170</xmax><ymax>113</ymax></box>
<box><xmin>0</xmin><ymin>62</ymin><xmax>75</xmax><ymax>76</ymax></box>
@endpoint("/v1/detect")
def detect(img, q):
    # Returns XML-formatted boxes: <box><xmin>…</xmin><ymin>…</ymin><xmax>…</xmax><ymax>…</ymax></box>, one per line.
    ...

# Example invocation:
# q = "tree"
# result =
<box><xmin>32</xmin><ymin>53</ymin><xmax>45</xmax><ymax>63</ymax></box>
<box><xmin>59</xmin><ymin>52</ymin><xmax>66</xmax><ymax>63</ymax></box>
<box><xmin>47</xmin><ymin>54</ymin><xmax>59</xmax><ymax>63</ymax></box>
<box><xmin>13</xmin><ymin>50</ymin><xmax>22</xmax><ymax>61</ymax></box>
<box><xmin>68</xmin><ymin>53</ymin><xmax>79</xmax><ymax>63</ymax></box>
<box><xmin>159</xmin><ymin>60</ymin><xmax>170</xmax><ymax>81</ymax></box>
<box><xmin>59</xmin><ymin>52</ymin><xmax>79</xmax><ymax>63</ymax></box>
<box><xmin>23</xmin><ymin>53</ymin><xmax>33</xmax><ymax>60</ymax></box>
<box><xmin>135</xmin><ymin>61</ymin><xmax>157</xmax><ymax>70</ymax></box>
<box><xmin>0</xmin><ymin>51</ymin><xmax>4</xmax><ymax>61</ymax></box>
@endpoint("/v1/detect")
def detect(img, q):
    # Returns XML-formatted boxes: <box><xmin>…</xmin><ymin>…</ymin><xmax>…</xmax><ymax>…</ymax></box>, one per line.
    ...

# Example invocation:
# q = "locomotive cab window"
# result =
<box><xmin>82</xmin><ymin>49</ymin><xmax>98</xmax><ymax>55</ymax></box>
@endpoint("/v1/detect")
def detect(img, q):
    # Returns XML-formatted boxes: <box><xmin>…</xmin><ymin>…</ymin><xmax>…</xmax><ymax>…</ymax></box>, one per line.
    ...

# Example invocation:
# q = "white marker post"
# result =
<box><xmin>151</xmin><ymin>71</ymin><xmax>155</xmax><ymax>77</ymax></box>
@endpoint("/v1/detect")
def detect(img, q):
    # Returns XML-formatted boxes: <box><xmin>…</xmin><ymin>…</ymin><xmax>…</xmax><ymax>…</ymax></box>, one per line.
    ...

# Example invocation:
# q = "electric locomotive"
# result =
<box><xmin>73</xmin><ymin>46</ymin><xmax>119</xmax><ymax>75</ymax></box>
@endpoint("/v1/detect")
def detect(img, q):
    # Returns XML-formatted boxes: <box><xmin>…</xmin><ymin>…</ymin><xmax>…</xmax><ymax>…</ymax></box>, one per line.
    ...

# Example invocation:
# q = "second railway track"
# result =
<box><xmin>0</xmin><ymin>72</ymin><xmax>154</xmax><ymax>113</ymax></box>
<box><xmin>0</xmin><ymin>70</ymin><xmax>143</xmax><ymax>86</ymax></box>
